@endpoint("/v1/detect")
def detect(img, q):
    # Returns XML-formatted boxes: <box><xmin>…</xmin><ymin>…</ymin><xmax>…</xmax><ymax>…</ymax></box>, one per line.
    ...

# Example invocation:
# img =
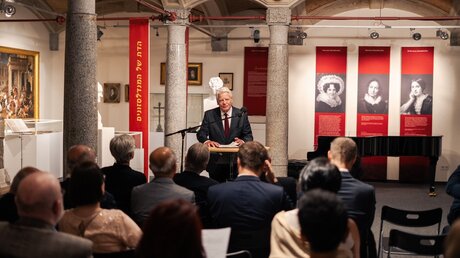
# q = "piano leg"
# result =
<box><xmin>428</xmin><ymin>156</ymin><xmax>438</xmax><ymax>197</ymax></box>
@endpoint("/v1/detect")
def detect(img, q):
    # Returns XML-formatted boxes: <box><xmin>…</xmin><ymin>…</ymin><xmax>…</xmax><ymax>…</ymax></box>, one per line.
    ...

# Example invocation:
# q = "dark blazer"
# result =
<box><xmin>446</xmin><ymin>165</ymin><xmax>460</xmax><ymax>224</ymax></box>
<box><xmin>337</xmin><ymin>171</ymin><xmax>377</xmax><ymax>258</ymax></box>
<box><xmin>197</xmin><ymin>106</ymin><xmax>253</xmax><ymax>144</ymax></box>
<box><xmin>174</xmin><ymin>171</ymin><xmax>219</xmax><ymax>228</ymax></box>
<box><xmin>0</xmin><ymin>193</ymin><xmax>18</xmax><ymax>223</ymax></box>
<box><xmin>102</xmin><ymin>163</ymin><xmax>147</xmax><ymax>216</ymax></box>
<box><xmin>0</xmin><ymin>218</ymin><xmax>93</xmax><ymax>258</ymax></box>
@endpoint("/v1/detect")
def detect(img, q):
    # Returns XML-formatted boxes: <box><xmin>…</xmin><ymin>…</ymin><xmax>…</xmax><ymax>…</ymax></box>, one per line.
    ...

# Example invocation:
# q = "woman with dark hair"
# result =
<box><xmin>136</xmin><ymin>199</ymin><xmax>205</xmax><ymax>258</ymax></box>
<box><xmin>358</xmin><ymin>79</ymin><xmax>388</xmax><ymax>114</ymax></box>
<box><xmin>315</xmin><ymin>75</ymin><xmax>345</xmax><ymax>113</ymax></box>
<box><xmin>58</xmin><ymin>161</ymin><xmax>142</xmax><ymax>254</ymax></box>
<box><xmin>400</xmin><ymin>78</ymin><xmax>433</xmax><ymax>115</ymax></box>
<box><xmin>270</xmin><ymin>157</ymin><xmax>360</xmax><ymax>258</ymax></box>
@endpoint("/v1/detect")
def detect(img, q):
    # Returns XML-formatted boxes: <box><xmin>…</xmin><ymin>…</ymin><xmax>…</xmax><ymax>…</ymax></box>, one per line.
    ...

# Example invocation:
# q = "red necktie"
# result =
<box><xmin>224</xmin><ymin>113</ymin><xmax>230</xmax><ymax>137</ymax></box>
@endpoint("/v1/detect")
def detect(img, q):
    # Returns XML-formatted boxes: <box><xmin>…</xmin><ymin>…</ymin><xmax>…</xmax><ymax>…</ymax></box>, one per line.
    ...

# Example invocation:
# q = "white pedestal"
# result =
<box><xmin>98</xmin><ymin>127</ymin><xmax>115</xmax><ymax>168</ymax></box>
<box><xmin>4</xmin><ymin>132</ymin><xmax>63</xmax><ymax>180</ymax></box>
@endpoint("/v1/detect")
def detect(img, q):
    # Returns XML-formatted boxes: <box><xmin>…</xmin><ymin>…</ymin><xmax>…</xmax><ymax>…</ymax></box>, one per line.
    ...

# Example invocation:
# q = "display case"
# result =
<box><xmin>5</xmin><ymin>119</ymin><xmax>62</xmax><ymax>135</ymax></box>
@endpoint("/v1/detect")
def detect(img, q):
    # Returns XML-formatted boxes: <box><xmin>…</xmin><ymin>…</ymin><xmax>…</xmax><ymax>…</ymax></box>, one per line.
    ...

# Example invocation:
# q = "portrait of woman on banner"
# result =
<box><xmin>358</xmin><ymin>78</ymin><xmax>388</xmax><ymax>114</ymax></box>
<box><xmin>315</xmin><ymin>74</ymin><xmax>345</xmax><ymax>113</ymax></box>
<box><xmin>400</xmin><ymin>77</ymin><xmax>433</xmax><ymax>115</ymax></box>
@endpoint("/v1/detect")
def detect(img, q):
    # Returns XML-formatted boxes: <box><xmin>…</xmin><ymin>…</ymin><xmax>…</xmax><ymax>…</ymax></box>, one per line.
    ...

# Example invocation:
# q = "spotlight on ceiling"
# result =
<box><xmin>410</xmin><ymin>29</ymin><xmax>421</xmax><ymax>41</ymax></box>
<box><xmin>297</xmin><ymin>29</ymin><xmax>307</xmax><ymax>39</ymax></box>
<box><xmin>97</xmin><ymin>26</ymin><xmax>104</xmax><ymax>41</ymax></box>
<box><xmin>370</xmin><ymin>31</ymin><xmax>379</xmax><ymax>39</ymax></box>
<box><xmin>436</xmin><ymin>29</ymin><xmax>449</xmax><ymax>40</ymax></box>
<box><xmin>3</xmin><ymin>4</ymin><xmax>15</xmax><ymax>17</ymax></box>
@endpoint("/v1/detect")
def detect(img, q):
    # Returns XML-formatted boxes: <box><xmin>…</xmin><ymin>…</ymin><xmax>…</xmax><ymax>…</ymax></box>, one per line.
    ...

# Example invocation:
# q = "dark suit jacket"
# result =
<box><xmin>174</xmin><ymin>171</ymin><xmax>219</xmax><ymax>228</ymax></box>
<box><xmin>0</xmin><ymin>193</ymin><xmax>18</xmax><ymax>223</ymax></box>
<box><xmin>102</xmin><ymin>163</ymin><xmax>147</xmax><ymax>216</ymax></box>
<box><xmin>337</xmin><ymin>171</ymin><xmax>376</xmax><ymax>258</ymax></box>
<box><xmin>0</xmin><ymin>218</ymin><xmax>93</xmax><ymax>258</ymax></box>
<box><xmin>446</xmin><ymin>165</ymin><xmax>460</xmax><ymax>224</ymax></box>
<box><xmin>197</xmin><ymin>107</ymin><xmax>253</xmax><ymax>144</ymax></box>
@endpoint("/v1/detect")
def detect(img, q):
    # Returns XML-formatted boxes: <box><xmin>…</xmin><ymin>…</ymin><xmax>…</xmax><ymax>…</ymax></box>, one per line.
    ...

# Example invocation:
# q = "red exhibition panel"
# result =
<box><xmin>243</xmin><ymin>47</ymin><xmax>268</xmax><ymax>116</ymax></box>
<box><xmin>314</xmin><ymin>47</ymin><xmax>347</xmax><ymax>145</ymax></box>
<box><xmin>129</xmin><ymin>18</ymin><xmax>150</xmax><ymax>178</ymax></box>
<box><xmin>400</xmin><ymin>47</ymin><xmax>434</xmax><ymax>182</ymax></box>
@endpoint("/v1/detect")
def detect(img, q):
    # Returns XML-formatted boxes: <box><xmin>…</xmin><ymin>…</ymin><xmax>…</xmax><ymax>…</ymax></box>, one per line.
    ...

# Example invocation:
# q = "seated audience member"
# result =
<box><xmin>136</xmin><ymin>199</ymin><xmax>205</xmax><ymax>258</ymax></box>
<box><xmin>445</xmin><ymin>219</ymin><xmax>460</xmax><ymax>258</ymax></box>
<box><xmin>298</xmin><ymin>189</ymin><xmax>351</xmax><ymax>258</ymax></box>
<box><xmin>58</xmin><ymin>161</ymin><xmax>142</xmax><ymax>253</ymax></box>
<box><xmin>208</xmin><ymin>141</ymin><xmax>293</xmax><ymax>258</ymax></box>
<box><xmin>131</xmin><ymin>147</ymin><xmax>195</xmax><ymax>226</ymax></box>
<box><xmin>0</xmin><ymin>166</ymin><xmax>40</xmax><ymax>222</ymax></box>
<box><xmin>174</xmin><ymin>142</ymin><xmax>219</xmax><ymax>228</ymax></box>
<box><xmin>63</xmin><ymin>144</ymin><xmax>117</xmax><ymax>210</ymax></box>
<box><xmin>446</xmin><ymin>165</ymin><xmax>460</xmax><ymax>225</ymax></box>
<box><xmin>0</xmin><ymin>171</ymin><xmax>93</xmax><ymax>257</ymax></box>
<box><xmin>329</xmin><ymin>137</ymin><xmax>376</xmax><ymax>258</ymax></box>
<box><xmin>270</xmin><ymin>157</ymin><xmax>360</xmax><ymax>258</ymax></box>
<box><xmin>102</xmin><ymin>134</ymin><xmax>146</xmax><ymax>217</ymax></box>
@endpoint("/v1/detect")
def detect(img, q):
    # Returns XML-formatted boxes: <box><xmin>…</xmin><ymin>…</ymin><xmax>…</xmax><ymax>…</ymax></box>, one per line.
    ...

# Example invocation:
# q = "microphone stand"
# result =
<box><xmin>165</xmin><ymin>111</ymin><xmax>245</xmax><ymax>172</ymax></box>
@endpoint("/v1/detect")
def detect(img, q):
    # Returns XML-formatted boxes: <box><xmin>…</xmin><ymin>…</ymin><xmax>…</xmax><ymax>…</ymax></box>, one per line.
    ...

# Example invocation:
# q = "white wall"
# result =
<box><xmin>2</xmin><ymin>7</ymin><xmax>460</xmax><ymax>181</ymax></box>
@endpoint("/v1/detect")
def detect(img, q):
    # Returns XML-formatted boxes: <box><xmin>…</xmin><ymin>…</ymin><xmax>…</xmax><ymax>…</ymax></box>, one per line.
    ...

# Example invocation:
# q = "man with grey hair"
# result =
<box><xmin>197</xmin><ymin>86</ymin><xmax>253</xmax><ymax>182</ymax></box>
<box><xmin>0</xmin><ymin>171</ymin><xmax>92</xmax><ymax>257</ymax></box>
<box><xmin>102</xmin><ymin>134</ymin><xmax>146</xmax><ymax>217</ymax></box>
<box><xmin>328</xmin><ymin>137</ymin><xmax>377</xmax><ymax>258</ymax></box>
<box><xmin>131</xmin><ymin>147</ymin><xmax>195</xmax><ymax>225</ymax></box>
<box><xmin>174</xmin><ymin>142</ymin><xmax>219</xmax><ymax>228</ymax></box>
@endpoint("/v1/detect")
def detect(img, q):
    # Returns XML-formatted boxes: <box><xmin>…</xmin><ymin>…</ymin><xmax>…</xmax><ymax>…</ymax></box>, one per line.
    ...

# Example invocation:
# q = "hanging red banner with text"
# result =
<box><xmin>129</xmin><ymin>18</ymin><xmax>150</xmax><ymax>178</ymax></box>
<box><xmin>357</xmin><ymin>46</ymin><xmax>390</xmax><ymax>180</ymax></box>
<box><xmin>314</xmin><ymin>47</ymin><xmax>347</xmax><ymax>145</ymax></box>
<box><xmin>243</xmin><ymin>47</ymin><xmax>268</xmax><ymax>116</ymax></box>
<box><xmin>399</xmin><ymin>47</ymin><xmax>434</xmax><ymax>182</ymax></box>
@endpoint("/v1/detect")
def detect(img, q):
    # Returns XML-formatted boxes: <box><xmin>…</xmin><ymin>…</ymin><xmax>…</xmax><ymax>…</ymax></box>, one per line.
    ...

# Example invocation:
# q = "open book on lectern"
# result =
<box><xmin>5</xmin><ymin>119</ymin><xmax>33</xmax><ymax>133</ymax></box>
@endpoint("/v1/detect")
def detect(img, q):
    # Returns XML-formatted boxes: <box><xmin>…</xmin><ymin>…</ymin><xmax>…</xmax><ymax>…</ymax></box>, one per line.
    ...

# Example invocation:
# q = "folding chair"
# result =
<box><xmin>226</xmin><ymin>250</ymin><xmax>252</xmax><ymax>258</ymax></box>
<box><xmin>387</xmin><ymin>229</ymin><xmax>446</xmax><ymax>257</ymax></box>
<box><xmin>377</xmin><ymin>205</ymin><xmax>442</xmax><ymax>258</ymax></box>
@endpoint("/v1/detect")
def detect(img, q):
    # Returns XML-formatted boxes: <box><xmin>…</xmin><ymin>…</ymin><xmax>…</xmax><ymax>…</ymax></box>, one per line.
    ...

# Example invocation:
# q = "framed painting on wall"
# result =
<box><xmin>103</xmin><ymin>83</ymin><xmax>121</xmax><ymax>103</ymax></box>
<box><xmin>219</xmin><ymin>72</ymin><xmax>234</xmax><ymax>90</ymax></box>
<box><xmin>0</xmin><ymin>46</ymin><xmax>39</xmax><ymax>119</ymax></box>
<box><xmin>160</xmin><ymin>62</ymin><xmax>203</xmax><ymax>86</ymax></box>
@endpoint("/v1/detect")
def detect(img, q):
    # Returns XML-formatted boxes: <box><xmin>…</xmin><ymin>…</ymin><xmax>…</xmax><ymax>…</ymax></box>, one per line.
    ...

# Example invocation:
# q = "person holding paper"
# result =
<box><xmin>197</xmin><ymin>86</ymin><xmax>253</xmax><ymax>182</ymax></box>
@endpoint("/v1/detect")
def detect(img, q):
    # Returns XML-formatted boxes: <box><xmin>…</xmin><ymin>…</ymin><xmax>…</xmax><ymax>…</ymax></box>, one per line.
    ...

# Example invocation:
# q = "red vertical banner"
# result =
<box><xmin>314</xmin><ymin>47</ymin><xmax>347</xmax><ymax>145</ymax></box>
<box><xmin>243</xmin><ymin>47</ymin><xmax>268</xmax><ymax>116</ymax></box>
<box><xmin>129</xmin><ymin>18</ymin><xmax>150</xmax><ymax>178</ymax></box>
<box><xmin>357</xmin><ymin>47</ymin><xmax>390</xmax><ymax>180</ymax></box>
<box><xmin>400</xmin><ymin>47</ymin><xmax>434</xmax><ymax>182</ymax></box>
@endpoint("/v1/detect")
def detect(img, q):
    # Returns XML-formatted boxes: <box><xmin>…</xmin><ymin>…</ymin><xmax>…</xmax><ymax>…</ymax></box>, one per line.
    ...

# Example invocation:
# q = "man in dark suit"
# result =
<box><xmin>174</xmin><ymin>142</ymin><xmax>219</xmax><ymax>228</ymax></box>
<box><xmin>0</xmin><ymin>171</ymin><xmax>93</xmax><ymax>258</ymax></box>
<box><xmin>208</xmin><ymin>141</ymin><xmax>293</xmax><ymax>258</ymax></box>
<box><xmin>328</xmin><ymin>137</ymin><xmax>377</xmax><ymax>258</ymax></box>
<box><xmin>102</xmin><ymin>134</ymin><xmax>146</xmax><ymax>217</ymax></box>
<box><xmin>197</xmin><ymin>86</ymin><xmax>253</xmax><ymax>182</ymax></box>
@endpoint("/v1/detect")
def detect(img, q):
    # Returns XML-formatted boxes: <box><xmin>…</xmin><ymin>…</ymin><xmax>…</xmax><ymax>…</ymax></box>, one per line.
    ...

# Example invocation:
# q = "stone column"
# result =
<box><xmin>266</xmin><ymin>8</ymin><xmax>290</xmax><ymax>177</ymax></box>
<box><xmin>63</xmin><ymin>0</ymin><xmax>97</xmax><ymax>176</ymax></box>
<box><xmin>164</xmin><ymin>9</ymin><xmax>189</xmax><ymax>170</ymax></box>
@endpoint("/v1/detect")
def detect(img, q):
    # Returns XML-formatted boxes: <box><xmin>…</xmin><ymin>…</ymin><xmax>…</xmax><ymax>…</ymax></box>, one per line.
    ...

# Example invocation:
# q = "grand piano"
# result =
<box><xmin>307</xmin><ymin>136</ymin><xmax>442</xmax><ymax>196</ymax></box>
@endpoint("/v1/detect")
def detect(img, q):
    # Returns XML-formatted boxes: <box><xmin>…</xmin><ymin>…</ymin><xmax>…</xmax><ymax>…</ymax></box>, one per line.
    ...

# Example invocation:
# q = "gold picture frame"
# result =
<box><xmin>0</xmin><ymin>46</ymin><xmax>39</xmax><ymax>119</ymax></box>
<box><xmin>160</xmin><ymin>62</ymin><xmax>203</xmax><ymax>86</ymax></box>
<box><xmin>103</xmin><ymin>83</ymin><xmax>121</xmax><ymax>103</ymax></box>
<box><xmin>219</xmin><ymin>72</ymin><xmax>234</xmax><ymax>90</ymax></box>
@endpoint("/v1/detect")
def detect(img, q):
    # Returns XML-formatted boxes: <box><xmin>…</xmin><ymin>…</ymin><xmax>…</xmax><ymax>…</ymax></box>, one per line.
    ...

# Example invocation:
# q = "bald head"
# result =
<box><xmin>15</xmin><ymin>172</ymin><xmax>63</xmax><ymax>225</ymax></box>
<box><xmin>149</xmin><ymin>147</ymin><xmax>177</xmax><ymax>177</ymax></box>
<box><xmin>67</xmin><ymin>145</ymin><xmax>96</xmax><ymax>174</ymax></box>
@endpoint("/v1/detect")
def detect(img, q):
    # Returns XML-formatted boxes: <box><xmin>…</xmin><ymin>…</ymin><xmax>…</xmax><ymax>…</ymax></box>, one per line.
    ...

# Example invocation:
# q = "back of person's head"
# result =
<box><xmin>299</xmin><ymin>157</ymin><xmax>341</xmax><ymax>194</ymax></box>
<box><xmin>137</xmin><ymin>199</ymin><xmax>204</xmax><ymax>258</ymax></box>
<box><xmin>184</xmin><ymin>143</ymin><xmax>210</xmax><ymax>173</ymax></box>
<box><xmin>67</xmin><ymin>144</ymin><xmax>96</xmax><ymax>174</ymax></box>
<box><xmin>237</xmin><ymin>141</ymin><xmax>268</xmax><ymax>174</ymax></box>
<box><xmin>15</xmin><ymin>171</ymin><xmax>63</xmax><ymax>225</ymax></box>
<box><xmin>149</xmin><ymin>147</ymin><xmax>177</xmax><ymax>177</ymax></box>
<box><xmin>445</xmin><ymin>220</ymin><xmax>460</xmax><ymax>258</ymax></box>
<box><xmin>298</xmin><ymin>189</ymin><xmax>348</xmax><ymax>253</ymax></box>
<box><xmin>329</xmin><ymin>137</ymin><xmax>357</xmax><ymax>165</ymax></box>
<box><xmin>216</xmin><ymin>86</ymin><xmax>232</xmax><ymax>99</ymax></box>
<box><xmin>70</xmin><ymin>161</ymin><xmax>104</xmax><ymax>206</ymax></box>
<box><xmin>110</xmin><ymin>134</ymin><xmax>135</xmax><ymax>164</ymax></box>
<box><xmin>10</xmin><ymin>166</ymin><xmax>40</xmax><ymax>194</ymax></box>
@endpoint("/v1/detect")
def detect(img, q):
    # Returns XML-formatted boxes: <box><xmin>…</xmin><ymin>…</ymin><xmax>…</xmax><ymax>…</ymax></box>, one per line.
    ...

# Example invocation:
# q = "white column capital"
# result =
<box><xmin>266</xmin><ymin>7</ymin><xmax>291</xmax><ymax>25</ymax></box>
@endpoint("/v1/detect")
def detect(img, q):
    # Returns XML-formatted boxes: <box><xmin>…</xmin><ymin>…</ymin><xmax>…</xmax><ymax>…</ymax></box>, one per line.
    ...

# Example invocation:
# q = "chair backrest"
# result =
<box><xmin>381</xmin><ymin>205</ymin><xmax>442</xmax><ymax>232</ymax></box>
<box><xmin>388</xmin><ymin>229</ymin><xmax>446</xmax><ymax>257</ymax></box>
<box><xmin>92</xmin><ymin>250</ymin><xmax>135</xmax><ymax>258</ymax></box>
<box><xmin>226</xmin><ymin>250</ymin><xmax>252</xmax><ymax>258</ymax></box>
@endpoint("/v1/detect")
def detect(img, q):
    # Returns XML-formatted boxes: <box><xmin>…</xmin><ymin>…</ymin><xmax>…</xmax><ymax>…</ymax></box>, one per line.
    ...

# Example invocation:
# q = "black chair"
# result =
<box><xmin>226</xmin><ymin>250</ymin><xmax>252</xmax><ymax>258</ymax></box>
<box><xmin>228</xmin><ymin>229</ymin><xmax>270</xmax><ymax>258</ymax></box>
<box><xmin>378</xmin><ymin>205</ymin><xmax>442</xmax><ymax>258</ymax></box>
<box><xmin>93</xmin><ymin>250</ymin><xmax>136</xmax><ymax>258</ymax></box>
<box><xmin>387</xmin><ymin>229</ymin><xmax>446</xmax><ymax>257</ymax></box>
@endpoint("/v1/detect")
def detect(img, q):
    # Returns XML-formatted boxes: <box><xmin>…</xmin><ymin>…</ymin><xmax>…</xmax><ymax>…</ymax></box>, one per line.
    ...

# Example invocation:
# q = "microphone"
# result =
<box><xmin>238</xmin><ymin>106</ymin><xmax>247</xmax><ymax>128</ymax></box>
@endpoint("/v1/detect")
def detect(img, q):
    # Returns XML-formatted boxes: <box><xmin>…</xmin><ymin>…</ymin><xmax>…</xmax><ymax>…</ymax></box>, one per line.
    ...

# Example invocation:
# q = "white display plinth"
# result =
<box><xmin>98</xmin><ymin>127</ymin><xmax>115</xmax><ymax>168</ymax></box>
